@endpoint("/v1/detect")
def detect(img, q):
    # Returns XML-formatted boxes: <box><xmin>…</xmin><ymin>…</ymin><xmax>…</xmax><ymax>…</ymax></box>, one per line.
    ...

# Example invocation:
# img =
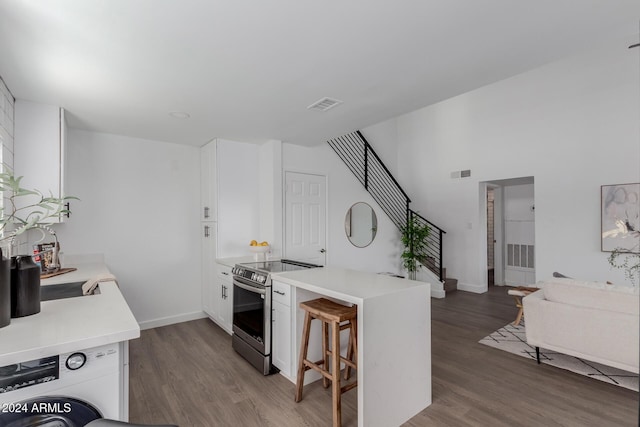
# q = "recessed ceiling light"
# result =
<box><xmin>169</xmin><ymin>111</ymin><xmax>190</xmax><ymax>119</ymax></box>
<box><xmin>307</xmin><ymin>97</ymin><xmax>343</xmax><ymax>112</ymax></box>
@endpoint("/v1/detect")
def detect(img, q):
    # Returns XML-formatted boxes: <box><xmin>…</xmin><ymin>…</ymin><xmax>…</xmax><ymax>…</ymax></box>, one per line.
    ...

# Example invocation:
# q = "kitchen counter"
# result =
<box><xmin>0</xmin><ymin>261</ymin><xmax>140</xmax><ymax>367</ymax></box>
<box><xmin>273</xmin><ymin>266</ymin><xmax>426</xmax><ymax>303</ymax></box>
<box><xmin>273</xmin><ymin>266</ymin><xmax>431</xmax><ymax>427</ymax></box>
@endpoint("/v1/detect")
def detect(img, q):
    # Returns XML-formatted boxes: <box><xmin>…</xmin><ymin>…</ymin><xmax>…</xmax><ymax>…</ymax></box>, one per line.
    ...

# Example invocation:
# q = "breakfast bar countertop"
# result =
<box><xmin>272</xmin><ymin>265</ymin><xmax>427</xmax><ymax>303</ymax></box>
<box><xmin>0</xmin><ymin>260</ymin><xmax>140</xmax><ymax>367</ymax></box>
<box><xmin>272</xmin><ymin>266</ymin><xmax>431</xmax><ymax>427</ymax></box>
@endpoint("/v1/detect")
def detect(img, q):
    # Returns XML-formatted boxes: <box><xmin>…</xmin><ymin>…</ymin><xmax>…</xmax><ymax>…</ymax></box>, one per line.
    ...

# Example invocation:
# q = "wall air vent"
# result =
<box><xmin>307</xmin><ymin>97</ymin><xmax>343</xmax><ymax>112</ymax></box>
<box><xmin>450</xmin><ymin>170</ymin><xmax>471</xmax><ymax>179</ymax></box>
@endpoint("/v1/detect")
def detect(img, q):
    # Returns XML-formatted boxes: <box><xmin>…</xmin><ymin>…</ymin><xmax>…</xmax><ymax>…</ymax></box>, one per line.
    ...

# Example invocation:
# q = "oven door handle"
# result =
<box><xmin>233</xmin><ymin>278</ymin><xmax>267</xmax><ymax>295</ymax></box>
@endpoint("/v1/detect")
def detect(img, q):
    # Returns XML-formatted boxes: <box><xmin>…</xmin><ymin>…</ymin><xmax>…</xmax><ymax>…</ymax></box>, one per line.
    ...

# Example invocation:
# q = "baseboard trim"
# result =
<box><xmin>457</xmin><ymin>282</ymin><xmax>486</xmax><ymax>294</ymax></box>
<box><xmin>139</xmin><ymin>311</ymin><xmax>208</xmax><ymax>330</ymax></box>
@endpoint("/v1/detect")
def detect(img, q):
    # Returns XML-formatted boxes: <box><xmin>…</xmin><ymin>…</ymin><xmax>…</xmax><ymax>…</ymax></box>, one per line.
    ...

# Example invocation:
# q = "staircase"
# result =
<box><xmin>328</xmin><ymin>131</ymin><xmax>447</xmax><ymax>282</ymax></box>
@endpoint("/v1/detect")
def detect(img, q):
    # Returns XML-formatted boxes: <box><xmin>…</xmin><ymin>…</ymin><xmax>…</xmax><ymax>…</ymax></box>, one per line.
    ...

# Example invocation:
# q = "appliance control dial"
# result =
<box><xmin>257</xmin><ymin>275</ymin><xmax>266</xmax><ymax>283</ymax></box>
<box><xmin>65</xmin><ymin>352</ymin><xmax>87</xmax><ymax>370</ymax></box>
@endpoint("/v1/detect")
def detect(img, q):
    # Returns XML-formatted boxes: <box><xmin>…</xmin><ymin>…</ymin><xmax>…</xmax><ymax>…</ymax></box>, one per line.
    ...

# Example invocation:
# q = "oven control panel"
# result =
<box><xmin>232</xmin><ymin>266</ymin><xmax>268</xmax><ymax>285</ymax></box>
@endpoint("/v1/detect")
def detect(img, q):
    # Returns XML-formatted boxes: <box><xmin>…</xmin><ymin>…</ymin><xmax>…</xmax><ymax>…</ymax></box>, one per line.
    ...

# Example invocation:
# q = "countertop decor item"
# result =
<box><xmin>0</xmin><ymin>247</ymin><xmax>9</xmax><ymax>328</ymax></box>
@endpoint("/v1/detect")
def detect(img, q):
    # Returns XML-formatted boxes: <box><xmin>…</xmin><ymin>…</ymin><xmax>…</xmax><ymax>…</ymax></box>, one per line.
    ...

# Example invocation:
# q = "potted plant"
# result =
<box><xmin>0</xmin><ymin>169</ymin><xmax>73</xmax><ymax>248</ymax></box>
<box><xmin>400</xmin><ymin>214</ymin><xmax>430</xmax><ymax>280</ymax></box>
<box><xmin>0</xmin><ymin>168</ymin><xmax>75</xmax><ymax>325</ymax></box>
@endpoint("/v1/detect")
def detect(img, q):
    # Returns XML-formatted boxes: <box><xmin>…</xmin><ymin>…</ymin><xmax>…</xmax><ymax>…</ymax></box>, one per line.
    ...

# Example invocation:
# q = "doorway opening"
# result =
<box><xmin>482</xmin><ymin>176</ymin><xmax>536</xmax><ymax>287</ymax></box>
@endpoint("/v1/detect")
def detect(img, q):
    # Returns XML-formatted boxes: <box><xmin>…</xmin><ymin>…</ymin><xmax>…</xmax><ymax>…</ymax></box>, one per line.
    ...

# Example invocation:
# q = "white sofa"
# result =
<box><xmin>523</xmin><ymin>278</ymin><xmax>639</xmax><ymax>373</ymax></box>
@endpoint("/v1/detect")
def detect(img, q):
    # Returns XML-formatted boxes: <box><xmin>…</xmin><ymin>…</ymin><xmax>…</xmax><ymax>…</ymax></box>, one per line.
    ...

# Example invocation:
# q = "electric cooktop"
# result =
<box><xmin>239</xmin><ymin>259</ymin><xmax>322</xmax><ymax>273</ymax></box>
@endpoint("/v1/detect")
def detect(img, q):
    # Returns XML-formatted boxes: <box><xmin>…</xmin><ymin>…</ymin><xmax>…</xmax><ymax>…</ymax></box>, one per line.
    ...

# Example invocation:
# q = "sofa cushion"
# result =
<box><xmin>543</xmin><ymin>278</ymin><xmax>639</xmax><ymax>316</ymax></box>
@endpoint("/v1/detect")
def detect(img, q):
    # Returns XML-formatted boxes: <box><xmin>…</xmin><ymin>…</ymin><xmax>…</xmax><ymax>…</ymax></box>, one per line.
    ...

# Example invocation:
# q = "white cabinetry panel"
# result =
<box><xmin>14</xmin><ymin>100</ymin><xmax>68</xmax><ymax>223</ymax></box>
<box><xmin>201</xmin><ymin>223</ymin><xmax>217</xmax><ymax>318</ymax></box>
<box><xmin>200</xmin><ymin>141</ymin><xmax>217</xmax><ymax>221</ymax></box>
<box><xmin>216</xmin><ymin>139</ymin><xmax>259</xmax><ymax>257</ymax></box>
<box><xmin>271</xmin><ymin>280</ymin><xmax>292</xmax><ymax>377</ymax></box>
<box><xmin>211</xmin><ymin>262</ymin><xmax>233</xmax><ymax>334</ymax></box>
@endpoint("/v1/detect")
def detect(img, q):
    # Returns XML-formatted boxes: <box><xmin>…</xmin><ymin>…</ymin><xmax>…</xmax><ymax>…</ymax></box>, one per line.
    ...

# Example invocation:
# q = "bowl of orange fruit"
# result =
<box><xmin>249</xmin><ymin>240</ymin><xmax>270</xmax><ymax>253</ymax></box>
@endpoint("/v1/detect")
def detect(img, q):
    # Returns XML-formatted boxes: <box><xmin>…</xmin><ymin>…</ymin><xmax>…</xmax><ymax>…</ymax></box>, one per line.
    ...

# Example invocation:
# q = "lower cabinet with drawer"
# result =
<box><xmin>210</xmin><ymin>263</ymin><xmax>233</xmax><ymax>334</ymax></box>
<box><xmin>271</xmin><ymin>280</ymin><xmax>293</xmax><ymax>377</ymax></box>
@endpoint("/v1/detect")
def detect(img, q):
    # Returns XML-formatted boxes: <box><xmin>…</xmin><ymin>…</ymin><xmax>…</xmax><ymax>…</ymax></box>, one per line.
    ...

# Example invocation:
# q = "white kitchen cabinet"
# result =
<box><xmin>200</xmin><ymin>140</ymin><xmax>217</xmax><ymax>222</ymax></box>
<box><xmin>271</xmin><ymin>280</ymin><xmax>293</xmax><ymax>377</ymax></box>
<box><xmin>215</xmin><ymin>263</ymin><xmax>233</xmax><ymax>334</ymax></box>
<box><xmin>14</xmin><ymin>100</ymin><xmax>68</xmax><ymax>223</ymax></box>
<box><xmin>201</xmin><ymin>223</ymin><xmax>217</xmax><ymax>318</ymax></box>
<box><xmin>216</xmin><ymin>139</ymin><xmax>259</xmax><ymax>257</ymax></box>
<box><xmin>205</xmin><ymin>235</ymin><xmax>234</xmax><ymax>335</ymax></box>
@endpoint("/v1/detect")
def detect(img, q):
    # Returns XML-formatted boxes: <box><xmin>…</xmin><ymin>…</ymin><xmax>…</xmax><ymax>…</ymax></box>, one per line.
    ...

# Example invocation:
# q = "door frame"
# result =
<box><xmin>480</xmin><ymin>177</ymin><xmax>535</xmax><ymax>288</ymax></box>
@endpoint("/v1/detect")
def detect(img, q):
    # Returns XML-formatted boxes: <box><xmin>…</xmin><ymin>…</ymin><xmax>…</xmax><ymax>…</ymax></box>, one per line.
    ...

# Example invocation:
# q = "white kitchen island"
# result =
<box><xmin>272</xmin><ymin>267</ymin><xmax>431</xmax><ymax>427</ymax></box>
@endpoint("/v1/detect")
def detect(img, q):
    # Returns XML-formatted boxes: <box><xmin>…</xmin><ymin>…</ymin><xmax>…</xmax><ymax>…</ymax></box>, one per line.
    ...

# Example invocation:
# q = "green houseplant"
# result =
<box><xmin>0</xmin><ymin>169</ymin><xmax>74</xmax><ymax>252</ymax></box>
<box><xmin>400</xmin><ymin>214</ymin><xmax>430</xmax><ymax>280</ymax></box>
<box><xmin>0</xmin><ymin>168</ymin><xmax>75</xmax><ymax>325</ymax></box>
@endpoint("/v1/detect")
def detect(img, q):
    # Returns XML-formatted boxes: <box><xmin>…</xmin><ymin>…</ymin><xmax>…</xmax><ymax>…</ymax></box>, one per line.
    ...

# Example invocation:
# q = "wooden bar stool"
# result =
<box><xmin>295</xmin><ymin>298</ymin><xmax>358</xmax><ymax>427</ymax></box>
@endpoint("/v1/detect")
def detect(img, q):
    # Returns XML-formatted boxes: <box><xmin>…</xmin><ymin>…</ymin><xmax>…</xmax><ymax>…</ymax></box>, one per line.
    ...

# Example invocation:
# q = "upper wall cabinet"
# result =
<box><xmin>200</xmin><ymin>140</ymin><xmax>217</xmax><ymax>222</ymax></box>
<box><xmin>14</xmin><ymin>100</ymin><xmax>68</xmax><ymax>223</ymax></box>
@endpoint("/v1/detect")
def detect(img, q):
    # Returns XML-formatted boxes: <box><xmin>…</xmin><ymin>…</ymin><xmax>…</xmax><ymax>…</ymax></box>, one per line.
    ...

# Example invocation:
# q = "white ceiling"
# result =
<box><xmin>0</xmin><ymin>1</ymin><xmax>638</xmax><ymax>147</ymax></box>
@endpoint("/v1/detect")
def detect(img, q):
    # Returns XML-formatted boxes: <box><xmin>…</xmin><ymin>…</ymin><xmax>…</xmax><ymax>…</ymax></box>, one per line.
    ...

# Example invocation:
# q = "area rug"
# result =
<box><xmin>479</xmin><ymin>322</ymin><xmax>639</xmax><ymax>392</ymax></box>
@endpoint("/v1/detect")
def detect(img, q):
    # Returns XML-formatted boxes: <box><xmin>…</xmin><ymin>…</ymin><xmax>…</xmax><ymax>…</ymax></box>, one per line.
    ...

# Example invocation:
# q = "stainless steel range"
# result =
<box><xmin>231</xmin><ymin>259</ymin><xmax>322</xmax><ymax>375</ymax></box>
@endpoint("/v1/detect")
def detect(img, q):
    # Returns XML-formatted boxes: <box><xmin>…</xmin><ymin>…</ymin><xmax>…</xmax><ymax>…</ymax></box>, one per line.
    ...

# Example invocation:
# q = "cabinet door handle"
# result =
<box><xmin>274</xmin><ymin>290</ymin><xmax>286</xmax><ymax>296</ymax></box>
<box><xmin>204</xmin><ymin>225</ymin><xmax>210</xmax><ymax>237</ymax></box>
<box><xmin>222</xmin><ymin>271</ymin><xmax>229</xmax><ymax>276</ymax></box>
<box><xmin>64</xmin><ymin>202</ymin><xmax>71</xmax><ymax>218</ymax></box>
<box><xmin>204</xmin><ymin>206</ymin><xmax>210</xmax><ymax>219</ymax></box>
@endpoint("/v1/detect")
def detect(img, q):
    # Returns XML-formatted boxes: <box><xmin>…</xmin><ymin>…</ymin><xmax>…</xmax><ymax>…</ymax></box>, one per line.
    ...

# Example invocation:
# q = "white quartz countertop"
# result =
<box><xmin>272</xmin><ymin>266</ymin><xmax>429</xmax><ymax>304</ymax></box>
<box><xmin>0</xmin><ymin>262</ymin><xmax>140</xmax><ymax>366</ymax></box>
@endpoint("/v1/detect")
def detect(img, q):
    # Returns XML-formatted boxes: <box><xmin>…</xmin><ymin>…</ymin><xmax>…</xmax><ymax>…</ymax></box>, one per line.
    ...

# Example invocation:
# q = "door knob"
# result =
<box><xmin>320</xmin><ymin>248</ymin><xmax>326</xmax><ymax>253</ymax></box>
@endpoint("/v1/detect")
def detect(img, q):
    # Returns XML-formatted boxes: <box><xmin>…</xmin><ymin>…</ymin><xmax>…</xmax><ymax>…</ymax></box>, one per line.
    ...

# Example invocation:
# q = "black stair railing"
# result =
<box><xmin>328</xmin><ymin>131</ymin><xmax>446</xmax><ymax>281</ymax></box>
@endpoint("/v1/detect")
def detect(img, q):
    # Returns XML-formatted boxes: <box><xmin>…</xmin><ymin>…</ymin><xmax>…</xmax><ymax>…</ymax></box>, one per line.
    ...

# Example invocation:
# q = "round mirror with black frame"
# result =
<box><xmin>345</xmin><ymin>202</ymin><xmax>378</xmax><ymax>248</ymax></box>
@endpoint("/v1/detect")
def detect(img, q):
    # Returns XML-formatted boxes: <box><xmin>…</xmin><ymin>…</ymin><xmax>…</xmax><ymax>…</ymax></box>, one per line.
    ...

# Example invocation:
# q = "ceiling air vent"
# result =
<box><xmin>307</xmin><ymin>97</ymin><xmax>343</xmax><ymax>112</ymax></box>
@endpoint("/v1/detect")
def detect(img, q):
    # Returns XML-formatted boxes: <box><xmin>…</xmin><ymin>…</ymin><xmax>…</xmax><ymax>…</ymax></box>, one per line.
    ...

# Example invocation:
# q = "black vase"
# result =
<box><xmin>10</xmin><ymin>255</ymin><xmax>41</xmax><ymax>318</ymax></box>
<box><xmin>0</xmin><ymin>248</ymin><xmax>10</xmax><ymax>328</ymax></box>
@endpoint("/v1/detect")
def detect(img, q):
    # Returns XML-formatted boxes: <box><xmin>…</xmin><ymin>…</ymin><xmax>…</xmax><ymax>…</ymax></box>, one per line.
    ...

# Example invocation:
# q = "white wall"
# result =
<box><xmin>283</xmin><ymin>143</ymin><xmax>403</xmax><ymax>274</ymax></box>
<box><xmin>390</xmin><ymin>35</ymin><xmax>640</xmax><ymax>290</ymax></box>
<box><xmin>55</xmin><ymin>129</ymin><xmax>203</xmax><ymax>327</ymax></box>
<box><xmin>360</xmin><ymin>120</ymin><xmax>399</xmax><ymax>177</ymax></box>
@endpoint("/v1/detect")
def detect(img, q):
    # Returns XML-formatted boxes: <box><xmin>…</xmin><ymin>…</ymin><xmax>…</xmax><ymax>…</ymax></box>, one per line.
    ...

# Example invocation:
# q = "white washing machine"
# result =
<box><xmin>0</xmin><ymin>341</ymin><xmax>129</xmax><ymax>426</ymax></box>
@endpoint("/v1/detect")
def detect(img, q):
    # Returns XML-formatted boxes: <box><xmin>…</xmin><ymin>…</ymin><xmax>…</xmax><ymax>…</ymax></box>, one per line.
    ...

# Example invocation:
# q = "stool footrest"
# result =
<box><xmin>341</xmin><ymin>381</ymin><xmax>358</xmax><ymax>394</ymax></box>
<box><xmin>324</xmin><ymin>350</ymin><xmax>357</xmax><ymax>369</ymax></box>
<box><xmin>303</xmin><ymin>359</ymin><xmax>333</xmax><ymax>380</ymax></box>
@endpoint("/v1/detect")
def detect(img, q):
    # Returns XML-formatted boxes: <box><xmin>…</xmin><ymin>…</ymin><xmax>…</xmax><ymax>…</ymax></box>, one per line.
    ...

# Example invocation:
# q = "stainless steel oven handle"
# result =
<box><xmin>233</xmin><ymin>278</ymin><xmax>267</xmax><ymax>295</ymax></box>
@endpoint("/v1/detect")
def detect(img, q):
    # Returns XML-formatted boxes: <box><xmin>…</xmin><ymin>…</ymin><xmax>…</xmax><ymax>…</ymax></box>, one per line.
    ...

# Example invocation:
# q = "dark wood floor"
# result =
<box><xmin>129</xmin><ymin>286</ymin><xmax>639</xmax><ymax>426</ymax></box>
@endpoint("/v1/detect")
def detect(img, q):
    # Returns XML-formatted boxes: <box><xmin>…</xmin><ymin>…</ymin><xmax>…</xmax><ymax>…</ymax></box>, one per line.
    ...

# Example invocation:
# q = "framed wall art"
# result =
<box><xmin>601</xmin><ymin>183</ymin><xmax>640</xmax><ymax>253</ymax></box>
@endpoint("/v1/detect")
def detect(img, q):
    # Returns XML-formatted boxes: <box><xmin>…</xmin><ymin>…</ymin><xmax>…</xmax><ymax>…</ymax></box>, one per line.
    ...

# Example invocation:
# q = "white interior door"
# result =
<box><xmin>284</xmin><ymin>172</ymin><xmax>327</xmax><ymax>265</ymax></box>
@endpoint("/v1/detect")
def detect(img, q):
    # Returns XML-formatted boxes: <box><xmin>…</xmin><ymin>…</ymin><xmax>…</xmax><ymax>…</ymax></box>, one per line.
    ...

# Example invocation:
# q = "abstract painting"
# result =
<box><xmin>601</xmin><ymin>183</ymin><xmax>640</xmax><ymax>253</ymax></box>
